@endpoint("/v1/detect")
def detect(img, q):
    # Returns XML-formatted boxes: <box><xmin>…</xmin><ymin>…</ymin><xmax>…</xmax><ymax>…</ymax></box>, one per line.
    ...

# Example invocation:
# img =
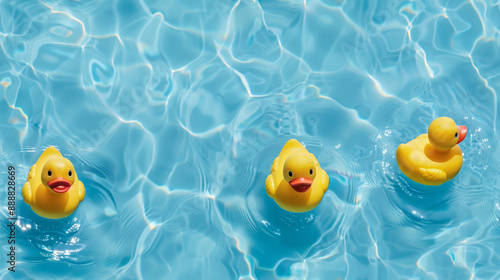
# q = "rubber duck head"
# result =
<box><xmin>41</xmin><ymin>158</ymin><xmax>76</xmax><ymax>194</ymax></box>
<box><xmin>282</xmin><ymin>153</ymin><xmax>317</xmax><ymax>193</ymax></box>
<box><xmin>428</xmin><ymin>117</ymin><xmax>467</xmax><ymax>150</ymax></box>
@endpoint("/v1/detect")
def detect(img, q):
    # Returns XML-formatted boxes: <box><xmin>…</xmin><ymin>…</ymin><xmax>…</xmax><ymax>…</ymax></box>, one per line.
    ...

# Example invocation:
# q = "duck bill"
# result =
<box><xmin>457</xmin><ymin>125</ymin><xmax>467</xmax><ymax>144</ymax></box>
<box><xmin>289</xmin><ymin>178</ymin><xmax>313</xmax><ymax>193</ymax></box>
<box><xmin>47</xmin><ymin>177</ymin><xmax>71</xmax><ymax>193</ymax></box>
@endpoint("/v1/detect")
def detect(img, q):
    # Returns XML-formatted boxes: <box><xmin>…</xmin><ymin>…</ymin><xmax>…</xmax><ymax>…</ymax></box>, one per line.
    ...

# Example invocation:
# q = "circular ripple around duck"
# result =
<box><xmin>358</xmin><ymin>115</ymin><xmax>499</xmax><ymax>271</ymax></box>
<box><xmin>213</xmin><ymin>134</ymin><xmax>361</xmax><ymax>276</ymax></box>
<box><xmin>13</xmin><ymin>147</ymin><xmax>128</xmax><ymax>278</ymax></box>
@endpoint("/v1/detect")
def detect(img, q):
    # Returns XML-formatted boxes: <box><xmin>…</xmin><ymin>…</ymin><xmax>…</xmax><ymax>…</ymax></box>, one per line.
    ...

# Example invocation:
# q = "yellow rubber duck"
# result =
<box><xmin>22</xmin><ymin>147</ymin><xmax>85</xmax><ymax>219</ymax></box>
<box><xmin>396</xmin><ymin>117</ymin><xmax>467</xmax><ymax>185</ymax></box>
<box><xmin>265</xmin><ymin>139</ymin><xmax>329</xmax><ymax>212</ymax></box>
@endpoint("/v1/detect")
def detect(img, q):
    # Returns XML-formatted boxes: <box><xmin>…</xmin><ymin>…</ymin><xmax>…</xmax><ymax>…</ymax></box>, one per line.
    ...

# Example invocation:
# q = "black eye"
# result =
<box><xmin>455</xmin><ymin>133</ymin><xmax>458</xmax><ymax>138</ymax></box>
<box><xmin>309</xmin><ymin>169</ymin><xmax>313</xmax><ymax>175</ymax></box>
<box><xmin>68</xmin><ymin>170</ymin><xmax>72</xmax><ymax>177</ymax></box>
<box><xmin>48</xmin><ymin>170</ymin><xmax>52</xmax><ymax>176</ymax></box>
<box><xmin>288</xmin><ymin>171</ymin><xmax>293</xmax><ymax>177</ymax></box>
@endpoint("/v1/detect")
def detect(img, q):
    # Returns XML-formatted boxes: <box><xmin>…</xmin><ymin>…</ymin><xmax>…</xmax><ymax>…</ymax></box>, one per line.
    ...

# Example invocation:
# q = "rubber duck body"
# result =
<box><xmin>22</xmin><ymin>147</ymin><xmax>85</xmax><ymax>219</ymax></box>
<box><xmin>396</xmin><ymin>117</ymin><xmax>467</xmax><ymax>185</ymax></box>
<box><xmin>265</xmin><ymin>139</ymin><xmax>329</xmax><ymax>212</ymax></box>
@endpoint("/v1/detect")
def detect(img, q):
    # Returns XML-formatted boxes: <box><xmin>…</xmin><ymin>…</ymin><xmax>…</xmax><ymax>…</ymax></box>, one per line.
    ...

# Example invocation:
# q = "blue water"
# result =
<box><xmin>1</xmin><ymin>0</ymin><xmax>500</xmax><ymax>279</ymax></box>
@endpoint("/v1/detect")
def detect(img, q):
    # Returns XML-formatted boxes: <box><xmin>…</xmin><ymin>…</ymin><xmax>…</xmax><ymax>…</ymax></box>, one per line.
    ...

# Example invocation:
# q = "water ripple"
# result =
<box><xmin>1</xmin><ymin>0</ymin><xmax>500</xmax><ymax>278</ymax></box>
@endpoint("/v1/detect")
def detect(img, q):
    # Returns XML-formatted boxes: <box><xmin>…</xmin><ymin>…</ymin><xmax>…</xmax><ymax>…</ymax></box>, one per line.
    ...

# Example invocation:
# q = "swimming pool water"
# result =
<box><xmin>1</xmin><ymin>0</ymin><xmax>500</xmax><ymax>279</ymax></box>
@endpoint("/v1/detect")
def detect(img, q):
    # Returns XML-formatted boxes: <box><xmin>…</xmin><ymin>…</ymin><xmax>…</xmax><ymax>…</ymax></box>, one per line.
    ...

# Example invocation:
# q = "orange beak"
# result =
<box><xmin>47</xmin><ymin>177</ymin><xmax>72</xmax><ymax>193</ymax></box>
<box><xmin>289</xmin><ymin>177</ymin><xmax>313</xmax><ymax>193</ymax></box>
<box><xmin>457</xmin><ymin>125</ymin><xmax>467</xmax><ymax>144</ymax></box>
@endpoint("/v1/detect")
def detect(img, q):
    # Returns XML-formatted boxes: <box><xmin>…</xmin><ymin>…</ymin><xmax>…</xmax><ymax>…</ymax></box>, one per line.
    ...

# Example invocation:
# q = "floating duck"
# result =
<box><xmin>265</xmin><ymin>139</ymin><xmax>329</xmax><ymax>212</ymax></box>
<box><xmin>22</xmin><ymin>147</ymin><xmax>85</xmax><ymax>219</ymax></box>
<box><xmin>396</xmin><ymin>117</ymin><xmax>467</xmax><ymax>185</ymax></box>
